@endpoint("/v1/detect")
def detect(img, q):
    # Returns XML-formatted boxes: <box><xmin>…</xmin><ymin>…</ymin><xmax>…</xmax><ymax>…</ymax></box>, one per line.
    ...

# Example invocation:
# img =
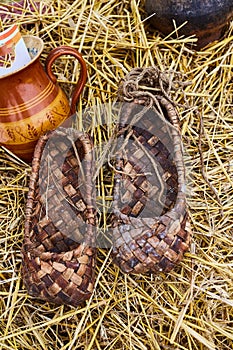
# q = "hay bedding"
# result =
<box><xmin>0</xmin><ymin>0</ymin><xmax>233</xmax><ymax>349</ymax></box>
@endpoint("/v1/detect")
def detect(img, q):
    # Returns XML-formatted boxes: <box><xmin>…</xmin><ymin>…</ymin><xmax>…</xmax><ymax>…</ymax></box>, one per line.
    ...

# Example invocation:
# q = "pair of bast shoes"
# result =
<box><xmin>22</xmin><ymin>67</ymin><xmax>191</xmax><ymax>307</ymax></box>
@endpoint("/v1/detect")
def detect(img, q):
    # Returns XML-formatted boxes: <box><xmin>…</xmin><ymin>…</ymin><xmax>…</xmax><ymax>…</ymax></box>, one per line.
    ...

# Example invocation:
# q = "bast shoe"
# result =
<box><xmin>111</xmin><ymin>67</ymin><xmax>191</xmax><ymax>275</ymax></box>
<box><xmin>22</xmin><ymin>127</ymin><xmax>97</xmax><ymax>307</ymax></box>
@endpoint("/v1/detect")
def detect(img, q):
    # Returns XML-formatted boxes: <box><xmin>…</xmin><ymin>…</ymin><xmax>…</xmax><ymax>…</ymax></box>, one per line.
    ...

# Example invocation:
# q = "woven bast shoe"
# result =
<box><xmin>22</xmin><ymin>128</ymin><xmax>96</xmax><ymax>307</ymax></box>
<box><xmin>111</xmin><ymin>67</ymin><xmax>191</xmax><ymax>274</ymax></box>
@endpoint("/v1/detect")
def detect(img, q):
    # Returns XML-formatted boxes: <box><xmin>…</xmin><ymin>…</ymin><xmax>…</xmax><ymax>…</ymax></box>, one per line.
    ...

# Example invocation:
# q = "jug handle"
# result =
<box><xmin>45</xmin><ymin>46</ymin><xmax>87</xmax><ymax>115</ymax></box>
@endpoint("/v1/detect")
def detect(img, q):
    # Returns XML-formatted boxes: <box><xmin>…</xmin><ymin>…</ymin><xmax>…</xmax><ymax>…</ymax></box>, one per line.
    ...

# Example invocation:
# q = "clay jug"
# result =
<box><xmin>0</xmin><ymin>35</ymin><xmax>87</xmax><ymax>162</ymax></box>
<box><xmin>145</xmin><ymin>0</ymin><xmax>233</xmax><ymax>49</ymax></box>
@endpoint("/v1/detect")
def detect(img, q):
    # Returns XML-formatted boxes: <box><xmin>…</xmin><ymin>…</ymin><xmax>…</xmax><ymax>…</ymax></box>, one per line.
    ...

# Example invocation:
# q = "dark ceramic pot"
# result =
<box><xmin>145</xmin><ymin>0</ymin><xmax>233</xmax><ymax>48</ymax></box>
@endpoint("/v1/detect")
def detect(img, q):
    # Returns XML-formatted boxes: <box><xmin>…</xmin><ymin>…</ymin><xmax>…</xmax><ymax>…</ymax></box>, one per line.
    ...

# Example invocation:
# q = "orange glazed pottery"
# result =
<box><xmin>0</xmin><ymin>35</ymin><xmax>87</xmax><ymax>162</ymax></box>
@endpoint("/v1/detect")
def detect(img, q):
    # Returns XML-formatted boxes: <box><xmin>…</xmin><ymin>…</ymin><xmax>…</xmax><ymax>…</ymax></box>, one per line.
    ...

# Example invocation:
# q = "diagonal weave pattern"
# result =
<box><xmin>22</xmin><ymin>128</ymin><xmax>96</xmax><ymax>307</ymax></box>
<box><xmin>111</xmin><ymin>67</ymin><xmax>191</xmax><ymax>274</ymax></box>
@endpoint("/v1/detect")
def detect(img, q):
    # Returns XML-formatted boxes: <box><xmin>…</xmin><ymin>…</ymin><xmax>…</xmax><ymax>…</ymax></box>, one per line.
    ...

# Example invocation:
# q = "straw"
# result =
<box><xmin>0</xmin><ymin>0</ymin><xmax>233</xmax><ymax>349</ymax></box>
